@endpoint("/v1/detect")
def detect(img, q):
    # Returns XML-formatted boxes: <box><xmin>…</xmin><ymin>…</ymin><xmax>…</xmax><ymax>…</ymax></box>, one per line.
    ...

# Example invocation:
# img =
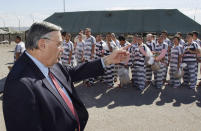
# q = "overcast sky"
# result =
<box><xmin>0</xmin><ymin>0</ymin><xmax>200</xmax><ymax>27</ymax></box>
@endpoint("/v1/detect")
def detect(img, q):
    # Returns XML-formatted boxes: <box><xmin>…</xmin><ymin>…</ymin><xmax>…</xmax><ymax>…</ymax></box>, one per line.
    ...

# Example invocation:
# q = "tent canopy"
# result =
<box><xmin>44</xmin><ymin>9</ymin><xmax>201</xmax><ymax>34</ymax></box>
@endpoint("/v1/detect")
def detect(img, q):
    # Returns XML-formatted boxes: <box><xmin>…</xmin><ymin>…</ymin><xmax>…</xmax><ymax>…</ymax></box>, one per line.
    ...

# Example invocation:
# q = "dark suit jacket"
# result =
<box><xmin>3</xmin><ymin>53</ymin><xmax>105</xmax><ymax>131</ymax></box>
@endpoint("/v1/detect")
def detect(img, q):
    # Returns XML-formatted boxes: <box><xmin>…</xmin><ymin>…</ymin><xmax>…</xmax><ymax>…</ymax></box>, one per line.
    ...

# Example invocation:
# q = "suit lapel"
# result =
<box><xmin>23</xmin><ymin>53</ymin><xmax>76</xmax><ymax>121</ymax></box>
<box><xmin>50</xmin><ymin>66</ymin><xmax>73</xmax><ymax>93</ymax></box>
<box><xmin>50</xmin><ymin>64</ymin><xmax>86</xmax><ymax>109</ymax></box>
<box><xmin>42</xmin><ymin>78</ymin><xmax>76</xmax><ymax>121</ymax></box>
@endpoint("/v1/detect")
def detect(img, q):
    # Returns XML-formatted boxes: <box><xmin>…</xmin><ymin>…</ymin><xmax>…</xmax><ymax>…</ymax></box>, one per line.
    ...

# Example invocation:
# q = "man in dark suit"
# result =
<box><xmin>3</xmin><ymin>22</ymin><xmax>130</xmax><ymax>131</ymax></box>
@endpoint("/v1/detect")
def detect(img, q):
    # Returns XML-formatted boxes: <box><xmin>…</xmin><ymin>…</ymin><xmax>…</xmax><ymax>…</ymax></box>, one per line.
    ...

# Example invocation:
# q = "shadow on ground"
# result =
<box><xmin>156</xmin><ymin>85</ymin><xmax>197</xmax><ymax>107</ymax></box>
<box><xmin>0</xmin><ymin>94</ymin><xmax>3</xmax><ymax>101</ymax></box>
<box><xmin>0</xmin><ymin>77</ymin><xmax>6</xmax><ymax>96</ymax></box>
<box><xmin>76</xmin><ymin>82</ymin><xmax>201</xmax><ymax>109</ymax></box>
<box><xmin>5</xmin><ymin>62</ymin><xmax>14</xmax><ymax>65</ymax></box>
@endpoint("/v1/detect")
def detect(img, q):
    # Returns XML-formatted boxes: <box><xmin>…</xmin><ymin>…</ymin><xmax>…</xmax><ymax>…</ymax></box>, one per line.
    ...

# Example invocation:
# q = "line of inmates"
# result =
<box><xmin>60</xmin><ymin>28</ymin><xmax>201</xmax><ymax>90</ymax></box>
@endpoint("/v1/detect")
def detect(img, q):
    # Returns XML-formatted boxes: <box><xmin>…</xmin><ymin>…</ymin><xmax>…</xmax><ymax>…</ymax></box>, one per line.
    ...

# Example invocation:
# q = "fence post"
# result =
<box><xmin>8</xmin><ymin>33</ymin><xmax>11</xmax><ymax>44</ymax></box>
<box><xmin>2</xmin><ymin>34</ymin><xmax>4</xmax><ymax>41</ymax></box>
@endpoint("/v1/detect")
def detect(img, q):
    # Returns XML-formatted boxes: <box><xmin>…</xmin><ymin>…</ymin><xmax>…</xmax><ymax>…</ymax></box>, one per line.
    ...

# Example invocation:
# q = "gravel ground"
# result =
<box><xmin>1</xmin><ymin>43</ymin><xmax>201</xmax><ymax>131</ymax></box>
<box><xmin>0</xmin><ymin>43</ymin><xmax>15</xmax><ymax>131</ymax></box>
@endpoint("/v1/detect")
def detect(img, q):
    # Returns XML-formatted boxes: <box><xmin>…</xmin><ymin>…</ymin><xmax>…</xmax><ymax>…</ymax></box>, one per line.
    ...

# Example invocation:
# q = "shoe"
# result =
<box><xmin>198</xmin><ymin>81</ymin><xmax>201</xmax><ymax>86</ymax></box>
<box><xmin>117</xmin><ymin>84</ymin><xmax>122</xmax><ymax>88</ymax></box>
<box><xmin>156</xmin><ymin>85</ymin><xmax>162</xmax><ymax>89</ymax></box>
<box><xmin>167</xmin><ymin>83</ymin><xmax>173</xmax><ymax>87</ymax></box>
<box><xmin>123</xmin><ymin>85</ymin><xmax>129</xmax><ymax>89</ymax></box>
<box><xmin>114</xmin><ymin>77</ymin><xmax>118</xmax><ymax>82</ymax></box>
<box><xmin>138</xmin><ymin>87</ymin><xmax>145</xmax><ymax>91</ymax></box>
<box><xmin>132</xmin><ymin>84</ymin><xmax>138</xmax><ymax>88</ymax></box>
<box><xmin>181</xmin><ymin>82</ymin><xmax>188</xmax><ymax>87</ymax></box>
<box><xmin>189</xmin><ymin>87</ymin><xmax>195</xmax><ymax>90</ymax></box>
<box><xmin>85</xmin><ymin>82</ymin><xmax>92</xmax><ymax>87</ymax></box>
<box><xmin>145</xmin><ymin>81</ymin><xmax>151</xmax><ymax>87</ymax></box>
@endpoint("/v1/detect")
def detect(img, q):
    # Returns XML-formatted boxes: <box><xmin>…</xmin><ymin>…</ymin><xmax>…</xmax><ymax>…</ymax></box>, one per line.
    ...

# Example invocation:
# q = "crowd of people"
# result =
<box><xmin>59</xmin><ymin>28</ymin><xmax>201</xmax><ymax>90</ymax></box>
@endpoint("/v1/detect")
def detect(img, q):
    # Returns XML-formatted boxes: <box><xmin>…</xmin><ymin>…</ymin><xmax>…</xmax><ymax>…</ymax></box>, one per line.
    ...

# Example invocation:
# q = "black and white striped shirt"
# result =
<box><xmin>75</xmin><ymin>40</ymin><xmax>85</xmax><ymax>63</ymax></box>
<box><xmin>193</xmin><ymin>39</ymin><xmax>201</xmax><ymax>46</ymax></box>
<box><xmin>61</xmin><ymin>40</ymin><xmax>75</xmax><ymax>66</ymax></box>
<box><xmin>84</xmin><ymin>36</ymin><xmax>96</xmax><ymax>61</ymax></box>
<box><xmin>95</xmin><ymin>40</ymin><xmax>106</xmax><ymax>58</ymax></box>
<box><xmin>183</xmin><ymin>42</ymin><xmax>199</xmax><ymax>63</ymax></box>
<box><xmin>103</xmin><ymin>40</ymin><xmax>117</xmax><ymax>56</ymax></box>
<box><xmin>133</xmin><ymin>44</ymin><xmax>146</xmax><ymax>67</ymax></box>
<box><xmin>154</xmin><ymin>42</ymin><xmax>168</xmax><ymax>64</ymax></box>
<box><xmin>146</xmin><ymin>41</ymin><xmax>155</xmax><ymax>51</ymax></box>
<box><xmin>170</xmin><ymin>45</ymin><xmax>183</xmax><ymax>67</ymax></box>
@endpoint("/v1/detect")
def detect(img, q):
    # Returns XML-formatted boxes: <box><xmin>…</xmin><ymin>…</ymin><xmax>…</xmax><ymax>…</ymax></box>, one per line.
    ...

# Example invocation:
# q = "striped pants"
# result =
<box><xmin>132</xmin><ymin>66</ymin><xmax>146</xmax><ymax>90</ymax></box>
<box><xmin>153</xmin><ymin>64</ymin><xmax>164</xmax><ymax>88</ymax></box>
<box><xmin>146</xmin><ymin>65</ymin><xmax>152</xmax><ymax>82</ymax></box>
<box><xmin>131</xmin><ymin>66</ymin><xmax>135</xmax><ymax>82</ymax></box>
<box><xmin>84</xmin><ymin>59</ymin><xmax>95</xmax><ymax>85</ymax></box>
<box><xmin>169</xmin><ymin>66</ymin><xmax>181</xmax><ymax>87</ymax></box>
<box><xmin>103</xmin><ymin>64</ymin><xmax>115</xmax><ymax>87</ymax></box>
<box><xmin>162</xmin><ymin>64</ymin><xmax>168</xmax><ymax>82</ymax></box>
<box><xmin>183</xmin><ymin>62</ymin><xmax>198</xmax><ymax>89</ymax></box>
<box><xmin>128</xmin><ymin>59</ymin><xmax>134</xmax><ymax>81</ymax></box>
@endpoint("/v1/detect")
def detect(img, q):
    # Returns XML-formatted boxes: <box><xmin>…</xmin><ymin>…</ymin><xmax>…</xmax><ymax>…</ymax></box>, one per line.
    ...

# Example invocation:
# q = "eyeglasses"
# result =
<box><xmin>41</xmin><ymin>37</ymin><xmax>63</xmax><ymax>48</ymax></box>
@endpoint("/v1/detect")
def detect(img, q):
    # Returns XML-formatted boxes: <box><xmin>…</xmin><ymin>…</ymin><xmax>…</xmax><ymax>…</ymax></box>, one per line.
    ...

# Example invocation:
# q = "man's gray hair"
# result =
<box><xmin>26</xmin><ymin>21</ymin><xmax>62</xmax><ymax>50</ymax></box>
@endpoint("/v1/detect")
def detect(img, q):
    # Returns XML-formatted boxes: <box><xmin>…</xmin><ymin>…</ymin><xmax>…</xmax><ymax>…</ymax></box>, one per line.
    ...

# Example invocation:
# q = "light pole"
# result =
<box><xmin>16</xmin><ymin>16</ymin><xmax>21</xmax><ymax>31</ymax></box>
<box><xmin>194</xmin><ymin>8</ymin><xmax>197</xmax><ymax>21</ymax></box>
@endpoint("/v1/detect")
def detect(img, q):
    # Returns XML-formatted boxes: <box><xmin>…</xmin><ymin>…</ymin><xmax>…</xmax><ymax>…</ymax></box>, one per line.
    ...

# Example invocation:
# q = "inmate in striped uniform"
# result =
<box><xmin>84</xmin><ymin>35</ymin><xmax>96</xmax><ymax>85</ymax></box>
<box><xmin>95</xmin><ymin>40</ymin><xmax>106</xmax><ymax>81</ymax></box>
<box><xmin>153</xmin><ymin>42</ymin><xmax>168</xmax><ymax>88</ymax></box>
<box><xmin>193</xmin><ymin>38</ymin><xmax>201</xmax><ymax>62</ymax></box>
<box><xmin>169</xmin><ymin>45</ymin><xmax>184</xmax><ymax>88</ymax></box>
<box><xmin>102</xmin><ymin>40</ymin><xmax>116</xmax><ymax>87</ymax></box>
<box><xmin>116</xmin><ymin>41</ymin><xmax>131</xmax><ymax>88</ymax></box>
<box><xmin>127</xmin><ymin>42</ymin><xmax>136</xmax><ymax>66</ymax></box>
<box><xmin>193</xmin><ymin>38</ymin><xmax>201</xmax><ymax>46</ymax></box>
<box><xmin>132</xmin><ymin>44</ymin><xmax>147</xmax><ymax>90</ymax></box>
<box><xmin>95</xmin><ymin>40</ymin><xmax>106</xmax><ymax>59</ymax></box>
<box><xmin>163</xmin><ymin>38</ymin><xmax>171</xmax><ymax>82</ymax></box>
<box><xmin>116</xmin><ymin>41</ymin><xmax>130</xmax><ymax>70</ymax></box>
<box><xmin>75</xmin><ymin>40</ymin><xmax>85</xmax><ymax>65</ymax></box>
<box><xmin>128</xmin><ymin>43</ymin><xmax>138</xmax><ymax>81</ymax></box>
<box><xmin>180</xmin><ymin>39</ymin><xmax>185</xmax><ymax>47</ymax></box>
<box><xmin>182</xmin><ymin>42</ymin><xmax>199</xmax><ymax>89</ymax></box>
<box><xmin>145</xmin><ymin>41</ymin><xmax>155</xmax><ymax>83</ymax></box>
<box><xmin>61</xmin><ymin>40</ymin><xmax>75</xmax><ymax>67</ymax></box>
<box><xmin>84</xmin><ymin>36</ymin><xmax>96</xmax><ymax>61</ymax></box>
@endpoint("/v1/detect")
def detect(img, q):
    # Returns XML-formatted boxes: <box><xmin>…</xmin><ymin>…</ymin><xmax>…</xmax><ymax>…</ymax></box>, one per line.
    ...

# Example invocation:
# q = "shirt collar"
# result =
<box><xmin>25</xmin><ymin>52</ymin><xmax>49</xmax><ymax>78</ymax></box>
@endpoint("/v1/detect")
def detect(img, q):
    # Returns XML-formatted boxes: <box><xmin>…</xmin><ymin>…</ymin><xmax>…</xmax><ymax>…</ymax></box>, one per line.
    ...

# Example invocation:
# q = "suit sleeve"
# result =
<box><xmin>3</xmin><ymin>79</ymin><xmax>43</xmax><ymax>131</ymax></box>
<box><xmin>61</xmin><ymin>59</ymin><xmax>105</xmax><ymax>82</ymax></box>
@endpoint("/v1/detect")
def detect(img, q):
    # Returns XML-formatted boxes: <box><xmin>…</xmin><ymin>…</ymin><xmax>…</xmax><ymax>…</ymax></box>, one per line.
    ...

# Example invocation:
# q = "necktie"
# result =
<box><xmin>49</xmin><ymin>71</ymin><xmax>80</xmax><ymax>131</ymax></box>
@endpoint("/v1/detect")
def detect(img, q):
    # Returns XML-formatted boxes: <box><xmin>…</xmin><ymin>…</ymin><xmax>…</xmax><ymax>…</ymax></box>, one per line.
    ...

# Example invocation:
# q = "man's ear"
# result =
<box><xmin>37</xmin><ymin>39</ymin><xmax>46</xmax><ymax>50</ymax></box>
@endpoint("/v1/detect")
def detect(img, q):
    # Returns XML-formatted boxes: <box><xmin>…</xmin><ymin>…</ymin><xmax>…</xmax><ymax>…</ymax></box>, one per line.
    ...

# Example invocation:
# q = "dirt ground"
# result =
<box><xmin>0</xmin><ymin>43</ymin><xmax>201</xmax><ymax>131</ymax></box>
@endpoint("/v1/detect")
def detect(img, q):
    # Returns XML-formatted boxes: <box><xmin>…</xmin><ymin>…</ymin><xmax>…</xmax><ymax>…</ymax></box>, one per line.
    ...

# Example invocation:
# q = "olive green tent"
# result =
<box><xmin>44</xmin><ymin>9</ymin><xmax>201</xmax><ymax>34</ymax></box>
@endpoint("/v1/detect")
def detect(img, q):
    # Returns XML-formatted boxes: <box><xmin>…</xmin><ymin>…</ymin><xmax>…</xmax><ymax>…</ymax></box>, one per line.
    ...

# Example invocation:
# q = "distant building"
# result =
<box><xmin>44</xmin><ymin>9</ymin><xmax>201</xmax><ymax>35</ymax></box>
<box><xmin>0</xmin><ymin>29</ymin><xmax>8</xmax><ymax>34</ymax></box>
